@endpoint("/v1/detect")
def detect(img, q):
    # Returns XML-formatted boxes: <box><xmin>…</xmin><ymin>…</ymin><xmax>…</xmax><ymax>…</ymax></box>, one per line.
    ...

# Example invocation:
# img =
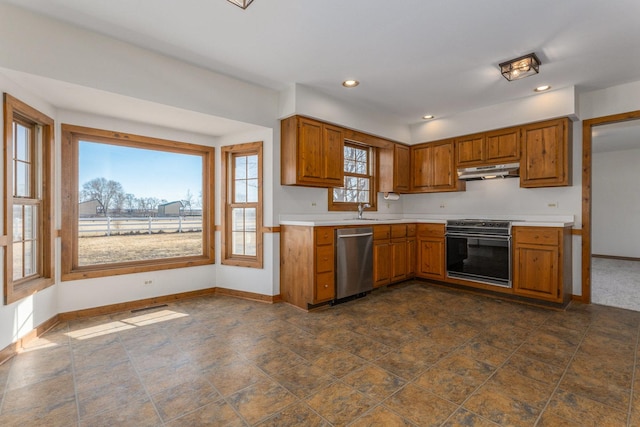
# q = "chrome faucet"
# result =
<box><xmin>357</xmin><ymin>203</ymin><xmax>371</xmax><ymax>219</ymax></box>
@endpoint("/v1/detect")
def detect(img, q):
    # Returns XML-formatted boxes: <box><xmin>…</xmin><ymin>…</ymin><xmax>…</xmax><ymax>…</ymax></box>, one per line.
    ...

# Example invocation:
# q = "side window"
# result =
<box><xmin>221</xmin><ymin>142</ymin><xmax>263</xmax><ymax>268</ymax></box>
<box><xmin>61</xmin><ymin>124</ymin><xmax>215</xmax><ymax>280</ymax></box>
<box><xmin>3</xmin><ymin>94</ymin><xmax>55</xmax><ymax>304</ymax></box>
<box><xmin>329</xmin><ymin>142</ymin><xmax>376</xmax><ymax>211</ymax></box>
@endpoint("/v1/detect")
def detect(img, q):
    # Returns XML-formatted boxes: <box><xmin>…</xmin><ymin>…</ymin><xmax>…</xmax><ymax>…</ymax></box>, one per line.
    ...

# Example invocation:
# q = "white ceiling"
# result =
<box><xmin>3</xmin><ymin>0</ymin><xmax>640</xmax><ymax>127</ymax></box>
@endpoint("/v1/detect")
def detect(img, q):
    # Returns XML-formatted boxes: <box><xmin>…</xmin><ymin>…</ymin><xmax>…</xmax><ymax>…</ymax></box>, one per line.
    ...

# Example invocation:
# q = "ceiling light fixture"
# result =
<box><xmin>342</xmin><ymin>79</ymin><xmax>359</xmax><ymax>88</ymax></box>
<box><xmin>499</xmin><ymin>53</ymin><xmax>541</xmax><ymax>81</ymax></box>
<box><xmin>422</xmin><ymin>115</ymin><xmax>434</xmax><ymax>120</ymax></box>
<box><xmin>227</xmin><ymin>0</ymin><xmax>254</xmax><ymax>9</ymax></box>
<box><xmin>534</xmin><ymin>85</ymin><xmax>551</xmax><ymax>92</ymax></box>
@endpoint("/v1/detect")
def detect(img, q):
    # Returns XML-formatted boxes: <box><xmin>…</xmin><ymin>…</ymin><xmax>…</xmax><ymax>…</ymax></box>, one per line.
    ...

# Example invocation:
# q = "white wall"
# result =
<box><xmin>410</xmin><ymin>86</ymin><xmax>578</xmax><ymax>143</ymax></box>
<box><xmin>592</xmin><ymin>147</ymin><xmax>640</xmax><ymax>258</ymax></box>
<box><xmin>579</xmin><ymin>80</ymin><xmax>640</xmax><ymax>120</ymax></box>
<box><xmin>216</xmin><ymin>127</ymin><xmax>280</xmax><ymax>296</ymax></box>
<box><xmin>279</xmin><ymin>83</ymin><xmax>411</xmax><ymax>143</ymax></box>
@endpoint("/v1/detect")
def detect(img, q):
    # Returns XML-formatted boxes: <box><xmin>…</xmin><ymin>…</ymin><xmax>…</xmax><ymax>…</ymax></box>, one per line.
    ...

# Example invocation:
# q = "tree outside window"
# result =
<box><xmin>329</xmin><ymin>142</ymin><xmax>376</xmax><ymax>211</ymax></box>
<box><xmin>61</xmin><ymin>124</ymin><xmax>215</xmax><ymax>280</ymax></box>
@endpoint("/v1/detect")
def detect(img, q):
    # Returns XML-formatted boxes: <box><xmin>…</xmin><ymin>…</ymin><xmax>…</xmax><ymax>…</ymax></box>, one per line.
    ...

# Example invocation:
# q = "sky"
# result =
<box><xmin>79</xmin><ymin>141</ymin><xmax>203</xmax><ymax>203</ymax></box>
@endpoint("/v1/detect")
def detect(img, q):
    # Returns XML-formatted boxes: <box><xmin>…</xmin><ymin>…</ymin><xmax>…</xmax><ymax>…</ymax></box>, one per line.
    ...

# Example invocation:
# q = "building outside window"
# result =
<box><xmin>60</xmin><ymin>124</ymin><xmax>215</xmax><ymax>280</ymax></box>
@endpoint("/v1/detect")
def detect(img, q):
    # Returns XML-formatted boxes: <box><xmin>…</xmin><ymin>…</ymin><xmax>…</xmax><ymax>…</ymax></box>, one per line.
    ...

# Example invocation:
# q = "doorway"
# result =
<box><xmin>582</xmin><ymin>110</ymin><xmax>640</xmax><ymax>307</ymax></box>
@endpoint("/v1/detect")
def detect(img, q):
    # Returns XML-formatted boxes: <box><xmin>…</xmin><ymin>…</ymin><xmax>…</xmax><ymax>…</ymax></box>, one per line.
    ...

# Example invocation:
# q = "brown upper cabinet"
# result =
<box><xmin>379</xmin><ymin>143</ymin><xmax>410</xmax><ymax>193</ymax></box>
<box><xmin>281</xmin><ymin>116</ymin><xmax>344</xmax><ymax>187</ymax></box>
<box><xmin>456</xmin><ymin>127</ymin><xmax>520</xmax><ymax>167</ymax></box>
<box><xmin>411</xmin><ymin>139</ymin><xmax>465</xmax><ymax>193</ymax></box>
<box><xmin>520</xmin><ymin>118</ymin><xmax>572</xmax><ymax>188</ymax></box>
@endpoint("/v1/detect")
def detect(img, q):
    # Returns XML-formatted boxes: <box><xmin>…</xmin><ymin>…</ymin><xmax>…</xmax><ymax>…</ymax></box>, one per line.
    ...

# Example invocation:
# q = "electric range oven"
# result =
<box><xmin>445</xmin><ymin>219</ymin><xmax>512</xmax><ymax>288</ymax></box>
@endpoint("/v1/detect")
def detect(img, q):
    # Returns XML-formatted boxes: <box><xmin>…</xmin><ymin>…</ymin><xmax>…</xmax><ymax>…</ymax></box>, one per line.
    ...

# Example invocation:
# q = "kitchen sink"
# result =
<box><xmin>344</xmin><ymin>217</ymin><xmax>382</xmax><ymax>221</ymax></box>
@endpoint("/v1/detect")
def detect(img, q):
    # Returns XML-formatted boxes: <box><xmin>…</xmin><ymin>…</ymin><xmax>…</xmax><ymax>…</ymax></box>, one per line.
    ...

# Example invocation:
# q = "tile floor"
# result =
<box><xmin>1</xmin><ymin>281</ymin><xmax>639</xmax><ymax>426</ymax></box>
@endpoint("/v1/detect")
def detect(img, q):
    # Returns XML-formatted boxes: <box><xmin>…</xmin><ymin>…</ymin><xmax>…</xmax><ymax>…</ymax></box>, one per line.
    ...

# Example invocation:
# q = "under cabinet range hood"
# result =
<box><xmin>457</xmin><ymin>163</ymin><xmax>520</xmax><ymax>181</ymax></box>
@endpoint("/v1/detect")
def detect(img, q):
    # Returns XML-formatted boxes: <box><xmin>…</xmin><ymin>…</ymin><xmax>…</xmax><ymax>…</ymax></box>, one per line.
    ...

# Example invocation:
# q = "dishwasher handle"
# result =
<box><xmin>337</xmin><ymin>232</ymin><xmax>373</xmax><ymax>239</ymax></box>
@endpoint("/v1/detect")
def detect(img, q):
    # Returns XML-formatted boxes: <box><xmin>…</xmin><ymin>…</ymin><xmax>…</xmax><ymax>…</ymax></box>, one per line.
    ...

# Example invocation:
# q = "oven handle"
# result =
<box><xmin>446</xmin><ymin>232</ymin><xmax>511</xmax><ymax>240</ymax></box>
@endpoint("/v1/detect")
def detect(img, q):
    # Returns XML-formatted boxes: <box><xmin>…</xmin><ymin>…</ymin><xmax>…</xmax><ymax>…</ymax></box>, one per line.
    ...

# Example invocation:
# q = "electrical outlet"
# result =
<box><xmin>547</xmin><ymin>201</ymin><xmax>559</xmax><ymax>209</ymax></box>
<box><xmin>386</xmin><ymin>202</ymin><xmax>390</xmax><ymax>209</ymax></box>
<box><xmin>311</xmin><ymin>202</ymin><xmax>317</xmax><ymax>207</ymax></box>
<box><xmin>439</xmin><ymin>204</ymin><xmax>446</xmax><ymax>209</ymax></box>
<box><xmin>144</xmin><ymin>280</ymin><xmax>153</xmax><ymax>285</ymax></box>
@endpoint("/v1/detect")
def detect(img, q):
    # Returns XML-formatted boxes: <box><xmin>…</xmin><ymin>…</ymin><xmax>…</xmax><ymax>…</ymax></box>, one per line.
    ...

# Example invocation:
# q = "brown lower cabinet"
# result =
<box><xmin>413</xmin><ymin>223</ymin><xmax>571</xmax><ymax>305</ymax></box>
<box><xmin>373</xmin><ymin>224</ymin><xmax>416</xmax><ymax>287</ymax></box>
<box><xmin>280</xmin><ymin>222</ymin><xmax>571</xmax><ymax>310</ymax></box>
<box><xmin>280</xmin><ymin>225</ymin><xmax>336</xmax><ymax>309</ymax></box>
<box><xmin>512</xmin><ymin>226</ymin><xmax>572</xmax><ymax>303</ymax></box>
<box><xmin>415</xmin><ymin>223</ymin><xmax>446</xmax><ymax>280</ymax></box>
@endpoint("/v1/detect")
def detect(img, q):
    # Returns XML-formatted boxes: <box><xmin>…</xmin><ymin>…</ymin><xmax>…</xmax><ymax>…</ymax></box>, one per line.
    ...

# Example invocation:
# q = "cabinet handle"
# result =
<box><xmin>324</xmin><ymin>284</ymin><xmax>328</xmax><ymax>288</ymax></box>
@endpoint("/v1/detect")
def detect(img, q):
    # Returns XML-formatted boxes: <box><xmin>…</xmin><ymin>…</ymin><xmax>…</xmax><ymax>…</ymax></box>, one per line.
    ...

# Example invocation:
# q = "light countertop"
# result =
<box><xmin>279</xmin><ymin>214</ymin><xmax>574</xmax><ymax>228</ymax></box>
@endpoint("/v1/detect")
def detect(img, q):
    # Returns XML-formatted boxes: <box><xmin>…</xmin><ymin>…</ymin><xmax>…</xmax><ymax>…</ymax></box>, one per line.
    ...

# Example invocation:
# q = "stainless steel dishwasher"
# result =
<box><xmin>335</xmin><ymin>227</ymin><xmax>374</xmax><ymax>300</ymax></box>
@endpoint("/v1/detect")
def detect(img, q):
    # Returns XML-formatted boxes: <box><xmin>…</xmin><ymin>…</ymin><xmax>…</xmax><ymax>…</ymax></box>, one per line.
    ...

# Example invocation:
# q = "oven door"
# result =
<box><xmin>446</xmin><ymin>233</ymin><xmax>511</xmax><ymax>287</ymax></box>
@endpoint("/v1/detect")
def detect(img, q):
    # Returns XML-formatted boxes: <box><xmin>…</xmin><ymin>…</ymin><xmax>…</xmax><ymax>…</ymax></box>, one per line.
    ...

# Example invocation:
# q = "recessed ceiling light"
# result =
<box><xmin>422</xmin><ymin>115</ymin><xmax>435</xmax><ymax>120</ymax></box>
<box><xmin>534</xmin><ymin>85</ymin><xmax>551</xmax><ymax>92</ymax></box>
<box><xmin>342</xmin><ymin>79</ymin><xmax>359</xmax><ymax>88</ymax></box>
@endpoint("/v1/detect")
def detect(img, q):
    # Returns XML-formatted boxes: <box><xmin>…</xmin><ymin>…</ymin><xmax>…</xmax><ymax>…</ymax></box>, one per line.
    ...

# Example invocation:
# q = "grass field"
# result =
<box><xmin>78</xmin><ymin>232</ymin><xmax>203</xmax><ymax>265</ymax></box>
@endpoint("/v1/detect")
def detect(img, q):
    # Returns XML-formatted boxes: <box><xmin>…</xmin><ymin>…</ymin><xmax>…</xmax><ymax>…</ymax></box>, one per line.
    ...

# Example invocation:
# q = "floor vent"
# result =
<box><xmin>131</xmin><ymin>304</ymin><xmax>168</xmax><ymax>313</ymax></box>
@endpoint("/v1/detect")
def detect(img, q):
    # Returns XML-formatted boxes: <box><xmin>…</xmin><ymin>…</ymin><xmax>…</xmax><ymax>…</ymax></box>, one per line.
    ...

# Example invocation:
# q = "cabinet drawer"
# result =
<box><xmin>373</xmin><ymin>225</ymin><xmax>391</xmax><ymax>240</ymax></box>
<box><xmin>391</xmin><ymin>224</ymin><xmax>407</xmax><ymax>239</ymax></box>
<box><xmin>315</xmin><ymin>227</ymin><xmax>334</xmax><ymax>246</ymax></box>
<box><xmin>514</xmin><ymin>227</ymin><xmax>560</xmax><ymax>246</ymax></box>
<box><xmin>316</xmin><ymin>245</ymin><xmax>334</xmax><ymax>273</ymax></box>
<box><xmin>417</xmin><ymin>223</ymin><xmax>445</xmax><ymax>238</ymax></box>
<box><xmin>315</xmin><ymin>272</ymin><xmax>335</xmax><ymax>301</ymax></box>
<box><xmin>406</xmin><ymin>223</ymin><xmax>417</xmax><ymax>237</ymax></box>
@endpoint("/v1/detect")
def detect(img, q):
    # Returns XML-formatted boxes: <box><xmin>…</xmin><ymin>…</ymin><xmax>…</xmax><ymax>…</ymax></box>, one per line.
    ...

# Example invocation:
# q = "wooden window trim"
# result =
<box><xmin>60</xmin><ymin>124</ymin><xmax>215</xmax><ymax>281</ymax></box>
<box><xmin>221</xmin><ymin>141</ymin><xmax>263</xmax><ymax>268</ymax></box>
<box><xmin>3</xmin><ymin>93</ymin><xmax>55</xmax><ymax>304</ymax></box>
<box><xmin>328</xmin><ymin>141</ymin><xmax>377</xmax><ymax>212</ymax></box>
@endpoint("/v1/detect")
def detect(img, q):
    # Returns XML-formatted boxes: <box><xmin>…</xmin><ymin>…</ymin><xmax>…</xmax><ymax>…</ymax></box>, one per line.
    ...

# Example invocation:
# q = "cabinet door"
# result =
<box><xmin>513</xmin><ymin>244</ymin><xmax>560</xmax><ymax>301</ymax></box>
<box><xmin>298</xmin><ymin>118</ymin><xmax>324</xmax><ymax>183</ymax></box>
<box><xmin>287</xmin><ymin>117</ymin><xmax>344</xmax><ymax>187</ymax></box>
<box><xmin>520</xmin><ymin>118</ymin><xmax>570</xmax><ymax>188</ymax></box>
<box><xmin>485</xmin><ymin>127</ymin><xmax>520</xmax><ymax>164</ymax></box>
<box><xmin>323</xmin><ymin>124</ymin><xmax>345</xmax><ymax>186</ymax></box>
<box><xmin>411</xmin><ymin>140</ymin><xmax>459</xmax><ymax>192</ymax></box>
<box><xmin>431</xmin><ymin>142</ymin><xmax>455</xmax><ymax>189</ymax></box>
<box><xmin>394</xmin><ymin>144</ymin><xmax>411</xmax><ymax>192</ymax></box>
<box><xmin>390</xmin><ymin>239</ymin><xmax>407</xmax><ymax>282</ymax></box>
<box><xmin>417</xmin><ymin>238</ymin><xmax>445</xmax><ymax>279</ymax></box>
<box><xmin>373</xmin><ymin>241</ymin><xmax>391</xmax><ymax>287</ymax></box>
<box><xmin>411</xmin><ymin>144</ymin><xmax>433</xmax><ymax>189</ymax></box>
<box><xmin>456</xmin><ymin>134</ymin><xmax>484</xmax><ymax>166</ymax></box>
